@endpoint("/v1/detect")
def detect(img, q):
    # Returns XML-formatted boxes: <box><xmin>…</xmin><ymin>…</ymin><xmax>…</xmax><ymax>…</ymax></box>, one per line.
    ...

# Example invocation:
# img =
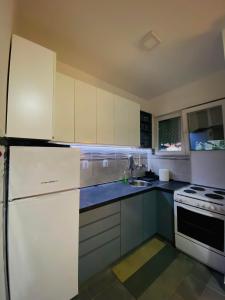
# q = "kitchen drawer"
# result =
<box><xmin>79</xmin><ymin>225</ymin><xmax>120</xmax><ymax>257</ymax></box>
<box><xmin>79</xmin><ymin>237</ymin><xmax>120</xmax><ymax>284</ymax></box>
<box><xmin>79</xmin><ymin>202</ymin><xmax>120</xmax><ymax>227</ymax></box>
<box><xmin>79</xmin><ymin>213</ymin><xmax>120</xmax><ymax>242</ymax></box>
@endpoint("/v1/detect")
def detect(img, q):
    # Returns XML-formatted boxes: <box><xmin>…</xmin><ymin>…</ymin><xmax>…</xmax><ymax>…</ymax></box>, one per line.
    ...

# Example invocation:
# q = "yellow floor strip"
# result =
<box><xmin>112</xmin><ymin>238</ymin><xmax>166</xmax><ymax>283</ymax></box>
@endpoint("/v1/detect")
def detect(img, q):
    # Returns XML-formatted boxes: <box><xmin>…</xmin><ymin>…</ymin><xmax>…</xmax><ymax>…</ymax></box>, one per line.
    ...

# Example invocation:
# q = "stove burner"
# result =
<box><xmin>205</xmin><ymin>193</ymin><xmax>224</xmax><ymax>200</ymax></box>
<box><xmin>214</xmin><ymin>190</ymin><xmax>225</xmax><ymax>196</ymax></box>
<box><xmin>184</xmin><ymin>189</ymin><xmax>197</xmax><ymax>194</ymax></box>
<box><xmin>190</xmin><ymin>186</ymin><xmax>205</xmax><ymax>191</ymax></box>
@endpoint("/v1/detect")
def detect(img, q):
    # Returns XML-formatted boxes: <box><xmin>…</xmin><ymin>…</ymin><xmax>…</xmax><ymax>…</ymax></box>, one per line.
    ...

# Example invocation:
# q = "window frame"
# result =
<box><xmin>154</xmin><ymin>111</ymin><xmax>187</xmax><ymax>156</ymax></box>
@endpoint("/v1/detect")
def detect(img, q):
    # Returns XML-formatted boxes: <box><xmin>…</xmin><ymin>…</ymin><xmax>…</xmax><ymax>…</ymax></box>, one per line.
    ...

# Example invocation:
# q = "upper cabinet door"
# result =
<box><xmin>115</xmin><ymin>96</ymin><xmax>140</xmax><ymax>146</ymax></box>
<box><xmin>6</xmin><ymin>35</ymin><xmax>56</xmax><ymax>140</ymax></box>
<box><xmin>97</xmin><ymin>89</ymin><xmax>115</xmax><ymax>145</ymax></box>
<box><xmin>53</xmin><ymin>73</ymin><xmax>75</xmax><ymax>143</ymax></box>
<box><xmin>114</xmin><ymin>96</ymin><xmax>129</xmax><ymax>146</ymax></box>
<box><xmin>127</xmin><ymin>101</ymin><xmax>140</xmax><ymax>147</ymax></box>
<box><xmin>75</xmin><ymin>80</ymin><xmax>97</xmax><ymax>144</ymax></box>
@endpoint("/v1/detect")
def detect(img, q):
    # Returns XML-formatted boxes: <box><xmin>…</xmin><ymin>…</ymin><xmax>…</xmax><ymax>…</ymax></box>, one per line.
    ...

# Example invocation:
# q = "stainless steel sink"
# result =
<box><xmin>129</xmin><ymin>180</ymin><xmax>152</xmax><ymax>187</ymax></box>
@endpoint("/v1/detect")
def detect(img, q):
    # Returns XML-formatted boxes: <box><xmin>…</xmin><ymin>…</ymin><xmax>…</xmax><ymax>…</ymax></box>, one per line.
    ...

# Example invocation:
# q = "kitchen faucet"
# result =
<box><xmin>128</xmin><ymin>155</ymin><xmax>135</xmax><ymax>180</ymax></box>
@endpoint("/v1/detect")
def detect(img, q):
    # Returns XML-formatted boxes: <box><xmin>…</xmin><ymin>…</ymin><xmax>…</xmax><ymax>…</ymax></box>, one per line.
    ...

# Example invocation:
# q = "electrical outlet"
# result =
<box><xmin>81</xmin><ymin>160</ymin><xmax>89</xmax><ymax>170</ymax></box>
<box><xmin>102</xmin><ymin>159</ymin><xmax>109</xmax><ymax>168</ymax></box>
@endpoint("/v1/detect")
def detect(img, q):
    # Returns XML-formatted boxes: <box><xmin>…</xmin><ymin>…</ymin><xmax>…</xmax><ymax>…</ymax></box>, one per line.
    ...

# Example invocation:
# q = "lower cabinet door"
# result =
<box><xmin>157</xmin><ymin>191</ymin><xmax>174</xmax><ymax>243</ymax></box>
<box><xmin>143</xmin><ymin>191</ymin><xmax>157</xmax><ymax>241</ymax></box>
<box><xmin>121</xmin><ymin>195</ymin><xmax>143</xmax><ymax>256</ymax></box>
<box><xmin>79</xmin><ymin>237</ymin><xmax>120</xmax><ymax>284</ymax></box>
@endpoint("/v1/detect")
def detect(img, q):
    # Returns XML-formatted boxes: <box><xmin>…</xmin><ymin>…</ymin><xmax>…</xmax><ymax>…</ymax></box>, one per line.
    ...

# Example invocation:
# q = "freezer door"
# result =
<box><xmin>0</xmin><ymin>203</ymin><xmax>6</xmax><ymax>300</ymax></box>
<box><xmin>8</xmin><ymin>190</ymin><xmax>79</xmax><ymax>300</ymax></box>
<box><xmin>9</xmin><ymin>146</ymin><xmax>80</xmax><ymax>200</ymax></box>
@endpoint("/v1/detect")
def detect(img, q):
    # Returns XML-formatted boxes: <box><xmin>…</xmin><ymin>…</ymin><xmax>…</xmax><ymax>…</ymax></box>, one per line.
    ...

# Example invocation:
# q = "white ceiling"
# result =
<box><xmin>15</xmin><ymin>0</ymin><xmax>225</xmax><ymax>100</ymax></box>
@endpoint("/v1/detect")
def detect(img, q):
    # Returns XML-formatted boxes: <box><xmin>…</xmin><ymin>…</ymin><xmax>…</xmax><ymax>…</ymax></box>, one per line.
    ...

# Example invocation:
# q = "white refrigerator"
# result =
<box><xmin>0</xmin><ymin>146</ymin><xmax>7</xmax><ymax>300</ymax></box>
<box><xmin>7</xmin><ymin>146</ymin><xmax>80</xmax><ymax>300</ymax></box>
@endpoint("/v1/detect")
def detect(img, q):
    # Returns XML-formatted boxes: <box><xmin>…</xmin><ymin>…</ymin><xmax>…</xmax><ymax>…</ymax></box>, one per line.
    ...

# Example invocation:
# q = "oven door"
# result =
<box><xmin>174</xmin><ymin>202</ymin><xmax>225</xmax><ymax>256</ymax></box>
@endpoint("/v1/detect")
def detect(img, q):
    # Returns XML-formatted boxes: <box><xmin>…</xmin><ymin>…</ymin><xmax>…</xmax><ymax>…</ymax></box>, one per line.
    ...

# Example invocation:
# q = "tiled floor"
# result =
<box><xmin>74</xmin><ymin>242</ymin><xmax>225</xmax><ymax>300</ymax></box>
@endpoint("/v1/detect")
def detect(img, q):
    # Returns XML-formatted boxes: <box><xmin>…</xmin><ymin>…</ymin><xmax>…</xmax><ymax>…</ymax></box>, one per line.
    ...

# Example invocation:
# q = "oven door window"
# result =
<box><xmin>177</xmin><ymin>207</ymin><xmax>224</xmax><ymax>252</ymax></box>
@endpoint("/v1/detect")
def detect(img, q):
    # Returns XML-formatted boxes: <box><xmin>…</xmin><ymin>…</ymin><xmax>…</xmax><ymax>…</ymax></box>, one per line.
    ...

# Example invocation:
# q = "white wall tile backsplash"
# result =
<box><xmin>80</xmin><ymin>148</ymin><xmax>148</xmax><ymax>187</ymax></box>
<box><xmin>79</xmin><ymin>147</ymin><xmax>225</xmax><ymax>188</ymax></box>
<box><xmin>149</xmin><ymin>155</ymin><xmax>191</xmax><ymax>182</ymax></box>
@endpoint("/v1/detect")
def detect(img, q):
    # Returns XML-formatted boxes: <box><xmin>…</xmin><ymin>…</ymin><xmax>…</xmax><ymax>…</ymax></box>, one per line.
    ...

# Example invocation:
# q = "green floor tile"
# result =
<box><xmin>94</xmin><ymin>281</ymin><xmax>135</xmax><ymax>300</ymax></box>
<box><xmin>174</xmin><ymin>273</ymin><xmax>209</xmax><ymax>300</ymax></box>
<box><xmin>124</xmin><ymin>244</ymin><xmax>178</xmax><ymax>298</ymax></box>
<box><xmin>199</xmin><ymin>286</ymin><xmax>225</xmax><ymax>300</ymax></box>
<box><xmin>139</xmin><ymin>253</ymin><xmax>194</xmax><ymax>300</ymax></box>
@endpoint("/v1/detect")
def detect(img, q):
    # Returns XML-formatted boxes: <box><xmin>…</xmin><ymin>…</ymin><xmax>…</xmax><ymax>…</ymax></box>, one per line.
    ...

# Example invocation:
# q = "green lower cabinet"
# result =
<box><xmin>121</xmin><ymin>190</ymin><xmax>174</xmax><ymax>257</ymax></box>
<box><xmin>79</xmin><ymin>202</ymin><xmax>121</xmax><ymax>284</ymax></box>
<box><xmin>78</xmin><ymin>190</ymin><xmax>174</xmax><ymax>283</ymax></box>
<box><xmin>121</xmin><ymin>191</ymin><xmax>158</xmax><ymax>256</ymax></box>
<box><xmin>143</xmin><ymin>190</ymin><xmax>157</xmax><ymax>241</ymax></box>
<box><xmin>157</xmin><ymin>191</ymin><xmax>174</xmax><ymax>243</ymax></box>
<box><xmin>121</xmin><ymin>194</ymin><xmax>143</xmax><ymax>256</ymax></box>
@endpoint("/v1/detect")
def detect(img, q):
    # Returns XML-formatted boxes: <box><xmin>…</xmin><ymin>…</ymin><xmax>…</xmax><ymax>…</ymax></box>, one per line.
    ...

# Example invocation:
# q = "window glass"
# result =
<box><xmin>158</xmin><ymin>116</ymin><xmax>182</xmax><ymax>151</ymax></box>
<box><xmin>188</xmin><ymin>105</ymin><xmax>225</xmax><ymax>151</ymax></box>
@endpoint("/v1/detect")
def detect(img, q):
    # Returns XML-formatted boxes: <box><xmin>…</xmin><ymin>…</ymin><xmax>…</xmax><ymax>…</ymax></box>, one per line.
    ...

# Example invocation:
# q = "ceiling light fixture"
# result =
<box><xmin>141</xmin><ymin>30</ymin><xmax>161</xmax><ymax>51</ymax></box>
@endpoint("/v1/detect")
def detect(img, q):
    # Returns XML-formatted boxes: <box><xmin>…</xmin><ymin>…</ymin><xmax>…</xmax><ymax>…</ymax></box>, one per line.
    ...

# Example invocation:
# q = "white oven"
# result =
<box><xmin>174</xmin><ymin>201</ymin><xmax>225</xmax><ymax>274</ymax></box>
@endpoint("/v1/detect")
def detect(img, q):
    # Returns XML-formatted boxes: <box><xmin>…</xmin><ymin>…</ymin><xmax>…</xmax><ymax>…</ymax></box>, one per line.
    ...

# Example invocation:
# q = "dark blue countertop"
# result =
<box><xmin>80</xmin><ymin>180</ymin><xmax>189</xmax><ymax>212</ymax></box>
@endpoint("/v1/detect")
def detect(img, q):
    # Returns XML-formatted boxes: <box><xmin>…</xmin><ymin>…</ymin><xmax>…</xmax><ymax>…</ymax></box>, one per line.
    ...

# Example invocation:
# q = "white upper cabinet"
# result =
<box><xmin>127</xmin><ymin>101</ymin><xmax>140</xmax><ymax>147</ymax></box>
<box><xmin>115</xmin><ymin>96</ymin><xmax>140</xmax><ymax>146</ymax></box>
<box><xmin>6</xmin><ymin>35</ymin><xmax>56</xmax><ymax>140</ymax></box>
<box><xmin>97</xmin><ymin>89</ymin><xmax>115</xmax><ymax>145</ymax></box>
<box><xmin>114</xmin><ymin>96</ymin><xmax>130</xmax><ymax>146</ymax></box>
<box><xmin>53</xmin><ymin>72</ymin><xmax>75</xmax><ymax>143</ymax></box>
<box><xmin>75</xmin><ymin>80</ymin><xmax>97</xmax><ymax>144</ymax></box>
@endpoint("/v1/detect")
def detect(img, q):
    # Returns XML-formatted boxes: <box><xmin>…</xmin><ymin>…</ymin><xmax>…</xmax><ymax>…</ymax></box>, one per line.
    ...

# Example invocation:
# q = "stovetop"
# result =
<box><xmin>174</xmin><ymin>184</ymin><xmax>225</xmax><ymax>214</ymax></box>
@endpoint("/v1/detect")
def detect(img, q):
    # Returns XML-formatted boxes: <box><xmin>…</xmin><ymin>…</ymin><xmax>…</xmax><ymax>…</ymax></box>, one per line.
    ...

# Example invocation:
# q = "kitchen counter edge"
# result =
<box><xmin>79</xmin><ymin>180</ymin><xmax>189</xmax><ymax>213</ymax></box>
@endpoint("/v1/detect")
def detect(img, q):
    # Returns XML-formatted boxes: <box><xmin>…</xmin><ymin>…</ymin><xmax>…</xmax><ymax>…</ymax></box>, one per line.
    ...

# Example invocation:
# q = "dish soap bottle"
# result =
<box><xmin>123</xmin><ymin>170</ymin><xmax>129</xmax><ymax>184</ymax></box>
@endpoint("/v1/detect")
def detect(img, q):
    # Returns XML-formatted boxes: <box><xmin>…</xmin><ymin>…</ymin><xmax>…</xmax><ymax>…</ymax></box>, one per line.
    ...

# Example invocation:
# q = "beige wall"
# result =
<box><xmin>147</xmin><ymin>69</ymin><xmax>225</xmax><ymax>116</ymax></box>
<box><xmin>57</xmin><ymin>61</ymin><xmax>151</xmax><ymax>113</ymax></box>
<box><xmin>0</xmin><ymin>0</ymin><xmax>15</xmax><ymax>136</ymax></box>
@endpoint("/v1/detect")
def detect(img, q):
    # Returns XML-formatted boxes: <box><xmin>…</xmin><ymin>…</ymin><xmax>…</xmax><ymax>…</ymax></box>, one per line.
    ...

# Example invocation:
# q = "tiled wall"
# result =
<box><xmin>149</xmin><ymin>155</ymin><xmax>191</xmax><ymax>182</ymax></box>
<box><xmin>79</xmin><ymin>145</ymin><xmax>224</xmax><ymax>188</ymax></box>
<box><xmin>191</xmin><ymin>150</ymin><xmax>225</xmax><ymax>188</ymax></box>
<box><xmin>79</xmin><ymin>147</ymin><xmax>149</xmax><ymax>187</ymax></box>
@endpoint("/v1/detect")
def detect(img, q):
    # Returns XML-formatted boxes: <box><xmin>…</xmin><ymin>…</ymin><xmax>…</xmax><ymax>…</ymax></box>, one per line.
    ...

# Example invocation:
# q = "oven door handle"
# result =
<box><xmin>174</xmin><ymin>202</ymin><xmax>225</xmax><ymax>220</ymax></box>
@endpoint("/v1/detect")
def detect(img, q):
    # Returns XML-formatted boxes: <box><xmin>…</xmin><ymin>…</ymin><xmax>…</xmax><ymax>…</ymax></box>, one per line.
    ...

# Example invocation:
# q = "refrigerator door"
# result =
<box><xmin>9</xmin><ymin>146</ymin><xmax>80</xmax><ymax>200</ymax></box>
<box><xmin>0</xmin><ymin>203</ymin><xmax>6</xmax><ymax>300</ymax></box>
<box><xmin>0</xmin><ymin>146</ymin><xmax>5</xmax><ymax>204</ymax></box>
<box><xmin>8</xmin><ymin>189</ymin><xmax>80</xmax><ymax>300</ymax></box>
<box><xmin>0</xmin><ymin>147</ymin><xmax>6</xmax><ymax>300</ymax></box>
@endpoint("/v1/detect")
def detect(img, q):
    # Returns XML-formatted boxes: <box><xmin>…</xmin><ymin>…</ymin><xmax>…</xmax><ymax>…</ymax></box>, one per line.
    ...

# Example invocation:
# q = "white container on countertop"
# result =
<box><xmin>159</xmin><ymin>169</ymin><xmax>170</xmax><ymax>181</ymax></box>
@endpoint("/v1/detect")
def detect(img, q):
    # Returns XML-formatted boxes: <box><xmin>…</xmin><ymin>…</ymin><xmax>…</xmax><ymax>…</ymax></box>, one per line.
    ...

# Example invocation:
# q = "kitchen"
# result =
<box><xmin>1</xmin><ymin>1</ymin><xmax>225</xmax><ymax>300</ymax></box>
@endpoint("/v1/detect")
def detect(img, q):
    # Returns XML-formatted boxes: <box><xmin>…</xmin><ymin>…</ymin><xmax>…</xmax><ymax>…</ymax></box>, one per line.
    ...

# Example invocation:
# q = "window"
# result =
<box><xmin>157</xmin><ymin>115</ymin><xmax>182</xmax><ymax>152</ymax></box>
<box><xmin>187</xmin><ymin>105</ymin><xmax>225</xmax><ymax>151</ymax></box>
